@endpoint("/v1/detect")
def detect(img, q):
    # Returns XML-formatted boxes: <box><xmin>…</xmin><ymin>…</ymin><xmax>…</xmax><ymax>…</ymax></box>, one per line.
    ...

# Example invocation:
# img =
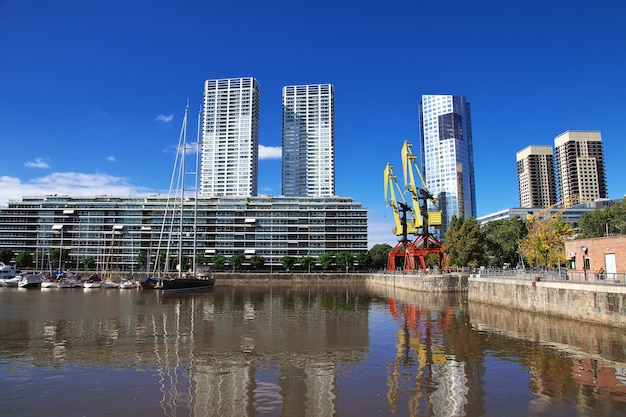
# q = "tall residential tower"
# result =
<box><xmin>554</xmin><ymin>130</ymin><xmax>607</xmax><ymax>202</ymax></box>
<box><xmin>418</xmin><ymin>95</ymin><xmax>476</xmax><ymax>235</ymax></box>
<box><xmin>200</xmin><ymin>77</ymin><xmax>260</xmax><ymax>197</ymax></box>
<box><xmin>282</xmin><ymin>84</ymin><xmax>335</xmax><ymax>197</ymax></box>
<box><xmin>516</xmin><ymin>145</ymin><xmax>557</xmax><ymax>208</ymax></box>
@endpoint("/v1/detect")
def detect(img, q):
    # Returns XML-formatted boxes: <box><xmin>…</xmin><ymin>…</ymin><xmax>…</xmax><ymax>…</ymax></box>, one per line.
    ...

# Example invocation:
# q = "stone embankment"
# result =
<box><xmin>468</xmin><ymin>275</ymin><xmax>626</xmax><ymax>329</ymax></box>
<box><xmin>364</xmin><ymin>272</ymin><xmax>626</xmax><ymax>329</ymax></box>
<box><xmin>216</xmin><ymin>272</ymin><xmax>626</xmax><ymax>329</ymax></box>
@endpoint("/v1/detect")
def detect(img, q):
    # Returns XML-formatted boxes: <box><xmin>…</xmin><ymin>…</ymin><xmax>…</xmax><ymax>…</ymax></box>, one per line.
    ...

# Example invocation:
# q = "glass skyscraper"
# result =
<box><xmin>418</xmin><ymin>95</ymin><xmax>476</xmax><ymax>236</ymax></box>
<box><xmin>282</xmin><ymin>84</ymin><xmax>335</xmax><ymax>197</ymax></box>
<box><xmin>200</xmin><ymin>77</ymin><xmax>260</xmax><ymax>197</ymax></box>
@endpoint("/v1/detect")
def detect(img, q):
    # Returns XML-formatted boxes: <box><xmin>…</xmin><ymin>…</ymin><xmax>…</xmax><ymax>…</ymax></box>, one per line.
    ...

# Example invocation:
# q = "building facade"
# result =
<box><xmin>0</xmin><ymin>195</ymin><xmax>367</xmax><ymax>272</ymax></box>
<box><xmin>418</xmin><ymin>95</ymin><xmax>476</xmax><ymax>236</ymax></box>
<box><xmin>516</xmin><ymin>145</ymin><xmax>557</xmax><ymax>208</ymax></box>
<box><xmin>282</xmin><ymin>84</ymin><xmax>335</xmax><ymax>197</ymax></box>
<box><xmin>565</xmin><ymin>235</ymin><xmax>626</xmax><ymax>281</ymax></box>
<box><xmin>554</xmin><ymin>130</ymin><xmax>608</xmax><ymax>202</ymax></box>
<box><xmin>200</xmin><ymin>77</ymin><xmax>260</xmax><ymax>197</ymax></box>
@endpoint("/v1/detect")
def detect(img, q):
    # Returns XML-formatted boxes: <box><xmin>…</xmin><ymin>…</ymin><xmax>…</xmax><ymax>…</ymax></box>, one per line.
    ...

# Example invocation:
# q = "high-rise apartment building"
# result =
<box><xmin>200</xmin><ymin>77</ymin><xmax>260</xmax><ymax>197</ymax></box>
<box><xmin>418</xmin><ymin>95</ymin><xmax>476</xmax><ymax>235</ymax></box>
<box><xmin>554</xmin><ymin>130</ymin><xmax>608</xmax><ymax>202</ymax></box>
<box><xmin>282</xmin><ymin>84</ymin><xmax>335</xmax><ymax>197</ymax></box>
<box><xmin>516</xmin><ymin>145</ymin><xmax>557</xmax><ymax>208</ymax></box>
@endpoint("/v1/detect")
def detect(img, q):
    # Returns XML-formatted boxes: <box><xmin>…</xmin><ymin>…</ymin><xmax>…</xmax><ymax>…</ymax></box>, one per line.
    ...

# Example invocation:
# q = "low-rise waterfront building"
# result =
<box><xmin>0</xmin><ymin>195</ymin><xmax>368</xmax><ymax>272</ymax></box>
<box><xmin>565</xmin><ymin>235</ymin><xmax>626</xmax><ymax>281</ymax></box>
<box><xmin>477</xmin><ymin>198</ymin><xmax>623</xmax><ymax>227</ymax></box>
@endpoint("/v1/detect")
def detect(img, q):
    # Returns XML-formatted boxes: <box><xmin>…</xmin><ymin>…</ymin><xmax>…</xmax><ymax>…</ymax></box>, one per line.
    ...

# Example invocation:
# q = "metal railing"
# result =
<box><xmin>478</xmin><ymin>267</ymin><xmax>625</xmax><ymax>286</ymax></box>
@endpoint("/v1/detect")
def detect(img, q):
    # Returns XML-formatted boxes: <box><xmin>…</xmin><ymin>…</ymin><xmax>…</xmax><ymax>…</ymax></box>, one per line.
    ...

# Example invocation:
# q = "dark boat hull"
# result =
<box><xmin>157</xmin><ymin>277</ymin><xmax>215</xmax><ymax>292</ymax></box>
<box><xmin>19</xmin><ymin>282</ymin><xmax>42</xmax><ymax>289</ymax></box>
<box><xmin>140</xmin><ymin>277</ymin><xmax>159</xmax><ymax>289</ymax></box>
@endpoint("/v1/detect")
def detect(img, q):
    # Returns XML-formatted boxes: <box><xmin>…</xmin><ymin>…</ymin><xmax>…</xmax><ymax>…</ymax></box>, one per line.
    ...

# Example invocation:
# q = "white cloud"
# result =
<box><xmin>367</xmin><ymin>219</ymin><xmax>397</xmax><ymax>248</ymax></box>
<box><xmin>259</xmin><ymin>145</ymin><xmax>281</xmax><ymax>160</ymax></box>
<box><xmin>162</xmin><ymin>141</ymin><xmax>199</xmax><ymax>155</ymax></box>
<box><xmin>0</xmin><ymin>173</ymin><xmax>151</xmax><ymax>207</ymax></box>
<box><xmin>185</xmin><ymin>142</ymin><xmax>199</xmax><ymax>155</ymax></box>
<box><xmin>155</xmin><ymin>114</ymin><xmax>174</xmax><ymax>124</ymax></box>
<box><xmin>24</xmin><ymin>158</ymin><xmax>50</xmax><ymax>169</ymax></box>
<box><xmin>106</xmin><ymin>156</ymin><xmax>117</xmax><ymax>162</ymax></box>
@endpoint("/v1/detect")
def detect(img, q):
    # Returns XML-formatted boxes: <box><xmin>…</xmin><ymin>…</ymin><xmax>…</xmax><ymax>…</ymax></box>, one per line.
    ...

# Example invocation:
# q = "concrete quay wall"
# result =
<box><xmin>468</xmin><ymin>276</ymin><xmax>626</xmax><ymax>329</ymax></box>
<box><xmin>364</xmin><ymin>273</ymin><xmax>469</xmax><ymax>292</ymax></box>
<box><xmin>216</xmin><ymin>272</ymin><xmax>469</xmax><ymax>292</ymax></box>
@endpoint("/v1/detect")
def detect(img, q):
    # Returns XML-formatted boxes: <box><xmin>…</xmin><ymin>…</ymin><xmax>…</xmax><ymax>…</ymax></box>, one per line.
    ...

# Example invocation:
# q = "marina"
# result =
<box><xmin>1</xmin><ymin>280</ymin><xmax>625</xmax><ymax>417</ymax></box>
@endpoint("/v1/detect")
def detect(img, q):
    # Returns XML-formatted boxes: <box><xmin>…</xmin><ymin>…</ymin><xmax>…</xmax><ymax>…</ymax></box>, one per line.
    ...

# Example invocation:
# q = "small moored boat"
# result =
<box><xmin>17</xmin><ymin>274</ymin><xmax>44</xmax><ymax>288</ymax></box>
<box><xmin>103</xmin><ymin>280</ymin><xmax>120</xmax><ymax>289</ymax></box>
<box><xmin>83</xmin><ymin>274</ymin><xmax>103</xmax><ymax>289</ymax></box>
<box><xmin>41</xmin><ymin>278</ymin><xmax>57</xmax><ymax>288</ymax></box>
<box><xmin>119</xmin><ymin>278</ymin><xmax>138</xmax><ymax>289</ymax></box>
<box><xmin>1</xmin><ymin>276</ymin><xmax>20</xmax><ymax>287</ymax></box>
<box><xmin>140</xmin><ymin>277</ymin><xmax>159</xmax><ymax>289</ymax></box>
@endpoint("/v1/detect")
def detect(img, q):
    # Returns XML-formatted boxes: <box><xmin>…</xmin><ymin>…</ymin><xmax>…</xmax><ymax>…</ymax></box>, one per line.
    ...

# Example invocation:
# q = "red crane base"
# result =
<box><xmin>387</xmin><ymin>234</ymin><xmax>446</xmax><ymax>272</ymax></box>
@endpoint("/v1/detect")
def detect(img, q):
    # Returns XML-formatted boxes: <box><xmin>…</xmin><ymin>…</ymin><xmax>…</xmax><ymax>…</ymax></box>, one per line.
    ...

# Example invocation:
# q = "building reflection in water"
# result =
<box><xmin>145</xmin><ymin>283</ymin><xmax>368</xmax><ymax>416</ymax></box>
<box><xmin>468</xmin><ymin>300</ymin><xmax>626</xmax><ymax>414</ymax></box>
<box><xmin>1</xmin><ymin>282</ymin><xmax>625</xmax><ymax>416</ymax></box>
<box><xmin>379</xmin><ymin>285</ymin><xmax>476</xmax><ymax>416</ymax></box>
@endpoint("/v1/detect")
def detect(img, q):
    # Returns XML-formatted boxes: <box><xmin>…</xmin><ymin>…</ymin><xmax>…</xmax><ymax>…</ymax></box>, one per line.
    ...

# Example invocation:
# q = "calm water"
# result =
<box><xmin>0</xmin><ymin>281</ymin><xmax>625</xmax><ymax>417</ymax></box>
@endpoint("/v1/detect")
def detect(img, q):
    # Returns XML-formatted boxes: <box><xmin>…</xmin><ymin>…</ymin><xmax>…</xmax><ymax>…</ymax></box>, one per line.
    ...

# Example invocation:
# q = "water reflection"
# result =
<box><xmin>0</xmin><ymin>282</ymin><xmax>625</xmax><ymax>416</ymax></box>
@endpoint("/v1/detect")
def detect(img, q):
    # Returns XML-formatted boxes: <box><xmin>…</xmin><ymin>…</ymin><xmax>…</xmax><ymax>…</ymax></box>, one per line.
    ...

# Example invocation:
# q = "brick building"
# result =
<box><xmin>565</xmin><ymin>235</ymin><xmax>626</xmax><ymax>281</ymax></box>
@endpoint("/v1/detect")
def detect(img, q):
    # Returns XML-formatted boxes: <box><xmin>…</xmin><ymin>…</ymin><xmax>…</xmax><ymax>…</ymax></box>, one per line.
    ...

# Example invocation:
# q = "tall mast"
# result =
<box><xmin>178</xmin><ymin>104</ymin><xmax>188</xmax><ymax>278</ymax></box>
<box><xmin>193</xmin><ymin>109</ymin><xmax>201</xmax><ymax>276</ymax></box>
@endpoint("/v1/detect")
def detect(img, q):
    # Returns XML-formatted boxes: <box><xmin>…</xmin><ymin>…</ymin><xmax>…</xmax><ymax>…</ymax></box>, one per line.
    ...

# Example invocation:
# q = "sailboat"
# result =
<box><xmin>151</xmin><ymin>105</ymin><xmax>215</xmax><ymax>292</ymax></box>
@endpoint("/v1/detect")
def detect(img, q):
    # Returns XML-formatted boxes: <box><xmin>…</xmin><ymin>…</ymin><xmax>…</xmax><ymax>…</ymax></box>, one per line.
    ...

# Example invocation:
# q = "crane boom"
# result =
<box><xmin>401</xmin><ymin>140</ymin><xmax>442</xmax><ymax>229</ymax></box>
<box><xmin>384</xmin><ymin>163</ymin><xmax>417</xmax><ymax>236</ymax></box>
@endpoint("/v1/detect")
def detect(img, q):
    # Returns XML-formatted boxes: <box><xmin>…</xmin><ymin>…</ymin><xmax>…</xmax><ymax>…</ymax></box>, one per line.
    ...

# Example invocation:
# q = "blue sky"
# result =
<box><xmin>1</xmin><ymin>0</ymin><xmax>625</xmax><ymax>248</ymax></box>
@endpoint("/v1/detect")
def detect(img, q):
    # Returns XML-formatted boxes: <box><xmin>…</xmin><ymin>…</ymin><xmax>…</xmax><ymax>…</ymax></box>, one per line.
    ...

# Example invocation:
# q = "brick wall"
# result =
<box><xmin>565</xmin><ymin>235</ymin><xmax>626</xmax><ymax>274</ymax></box>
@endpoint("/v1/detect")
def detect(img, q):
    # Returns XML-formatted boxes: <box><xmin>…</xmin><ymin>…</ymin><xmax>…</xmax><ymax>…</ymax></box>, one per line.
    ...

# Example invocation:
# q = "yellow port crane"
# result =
<box><xmin>384</xmin><ymin>140</ymin><xmax>446</xmax><ymax>271</ymax></box>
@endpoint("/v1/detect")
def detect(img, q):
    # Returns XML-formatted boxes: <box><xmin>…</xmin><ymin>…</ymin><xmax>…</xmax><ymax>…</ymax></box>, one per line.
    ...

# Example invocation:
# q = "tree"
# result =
<box><xmin>300</xmin><ymin>256</ymin><xmax>315</xmax><ymax>272</ymax></box>
<box><xmin>157</xmin><ymin>252</ymin><xmax>167</xmax><ymax>271</ymax></box>
<box><xmin>136</xmin><ymin>250</ymin><xmax>147</xmax><ymax>271</ymax></box>
<box><xmin>443</xmin><ymin>216</ymin><xmax>487</xmax><ymax>268</ymax></box>
<box><xmin>211</xmin><ymin>254</ymin><xmax>226</xmax><ymax>270</ymax></box>
<box><xmin>355</xmin><ymin>251</ymin><xmax>371</xmax><ymax>270</ymax></box>
<box><xmin>48</xmin><ymin>248</ymin><xmax>69</xmax><ymax>270</ymax></box>
<box><xmin>82</xmin><ymin>256</ymin><xmax>96</xmax><ymax>270</ymax></box>
<box><xmin>16</xmin><ymin>251</ymin><xmax>33</xmax><ymax>269</ymax></box>
<box><xmin>482</xmin><ymin>216</ymin><xmax>527</xmax><ymax>267</ymax></box>
<box><xmin>519</xmin><ymin>214</ymin><xmax>574</xmax><ymax>267</ymax></box>
<box><xmin>336</xmin><ymin>252</ymin><xmax>354</xmax><ymax>272</ymax></box>
<box><xmin>195</xmin><ymin>252</ymin><xmax>207</xmax><ymax>267</ymax></box>
<box><xmin>369</xmin><ymin>244</ymin><xmax>392</xmax><ymax>270</ymax></box>
<box><xmin>578</xmin><ymin>204</ymin><xmax>626</xmax><ymax>238</ymax></box>
<box><xmin>229</xmin><ymin>254</ymin><xmax>245</xmax><ymax>271</ymax></box>
<box><xmin>318</xmin><ymin>252</ymin><xmax>335</xmax><ymax>270</ymax></box>
<box><xmin>280</xmin><ymin>256</ymin><xmax>296</xmax><ymax>272</ymax></box>
<box><xmin>423</xmin><ymin>253</ymin><xmax>441</xmax><ymax>269</ymax></box>
<box><xmin>179</xmin><ymin>255</ymin><xmax>191</xmax><ymax>272</ymax></box>
<box><xmin>249</xmin><ymin>255</ymin><xmax>265</xmax><ymax>270</ymax></box>
<box><xmin>0</xmin><ymin>248</ymin><xmax>13</xmax><ymax>264</ymax></box>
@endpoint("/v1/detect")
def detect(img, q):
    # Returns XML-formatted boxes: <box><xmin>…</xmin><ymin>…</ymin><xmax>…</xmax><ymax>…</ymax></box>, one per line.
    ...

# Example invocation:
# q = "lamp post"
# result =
<box><xmin>580</xmin><ymin>245</ymin><xmax>588</xmax><ymax>281</ymax></box>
